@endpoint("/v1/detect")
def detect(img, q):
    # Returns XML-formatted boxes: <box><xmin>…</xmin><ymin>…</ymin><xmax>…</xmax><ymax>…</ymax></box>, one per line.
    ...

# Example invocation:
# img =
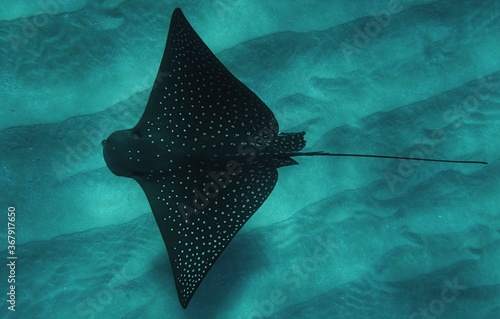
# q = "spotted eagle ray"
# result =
<box><xmin>102</xmin><ymin>8</ymin><xmax>486</xmax><ymax>308</ymax></box>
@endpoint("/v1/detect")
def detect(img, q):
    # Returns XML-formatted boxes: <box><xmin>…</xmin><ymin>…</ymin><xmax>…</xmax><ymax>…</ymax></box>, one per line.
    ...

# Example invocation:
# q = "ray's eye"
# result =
<box><xmin>132</xmin><ymin>171</ymin><xmax>145</xmax><ymax>178</ymax></box>
<box><xmin>130</xmin><ymin>131</ymin><xmax>141</xmax><ymax>139</ymax></box>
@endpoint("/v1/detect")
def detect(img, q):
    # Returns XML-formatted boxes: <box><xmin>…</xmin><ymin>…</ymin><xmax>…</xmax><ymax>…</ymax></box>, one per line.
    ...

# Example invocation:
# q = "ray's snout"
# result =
<box><xmin>102</xmin><ymin>130</ymin><xmax>139</xmax><ymax>178</ymax></box>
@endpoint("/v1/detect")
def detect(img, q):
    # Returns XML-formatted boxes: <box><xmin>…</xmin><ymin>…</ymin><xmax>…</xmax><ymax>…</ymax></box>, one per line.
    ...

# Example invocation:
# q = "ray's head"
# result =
<box><xmin>102</xmin><ymin>129</ymin><xmax>146</xmax><ymax>178</ymax></box>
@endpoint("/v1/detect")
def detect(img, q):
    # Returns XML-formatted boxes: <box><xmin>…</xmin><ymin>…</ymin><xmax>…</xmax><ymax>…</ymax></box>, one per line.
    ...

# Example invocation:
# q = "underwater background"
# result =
<box><xmin>0</xmin><ymin>0</ymin><xmax>499</xmax><ymax>318</ymax></box>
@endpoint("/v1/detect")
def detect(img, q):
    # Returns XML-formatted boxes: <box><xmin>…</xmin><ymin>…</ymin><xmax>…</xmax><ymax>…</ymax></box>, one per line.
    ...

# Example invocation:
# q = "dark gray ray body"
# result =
<box><xmin>102</xmin><ymin>7</ymin><xmax>486</xmax><ymax>309</ymax></box>
<box><xmin>103</xmin><ymin>8</ymin><xmax>307</xmax><ymax>308</ymax></box>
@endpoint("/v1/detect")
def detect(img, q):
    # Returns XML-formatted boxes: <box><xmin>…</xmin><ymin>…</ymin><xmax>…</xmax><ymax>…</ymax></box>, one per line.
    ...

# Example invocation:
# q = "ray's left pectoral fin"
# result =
<box><xmin>271</xmin><ymin>132</ymin><xmax>307</xmax><ymax>152</ymax></box>
<box><xmin>133</xmin><ymin>159</ymin><xmax>281</xmax><ymax>308</ymax></box>
<box><xmin>135</xmin><ymin>7</ymin><xmax>279</xmax><ymax>142</ymax></box>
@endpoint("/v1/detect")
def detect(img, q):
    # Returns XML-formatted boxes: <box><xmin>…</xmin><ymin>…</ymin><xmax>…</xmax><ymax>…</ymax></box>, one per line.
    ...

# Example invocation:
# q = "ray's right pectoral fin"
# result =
<box><xmin>133</xmin><ymin>159</ymin><xmax>281</xmax><ymax>308</ymax></box>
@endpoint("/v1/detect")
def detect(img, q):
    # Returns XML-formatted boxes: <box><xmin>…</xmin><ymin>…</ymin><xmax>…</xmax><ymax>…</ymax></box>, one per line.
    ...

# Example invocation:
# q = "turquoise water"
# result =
<box><xmin>1</xmin><ymin>0</ymin><xmax>499</xmax><ymax>318</ymax></box>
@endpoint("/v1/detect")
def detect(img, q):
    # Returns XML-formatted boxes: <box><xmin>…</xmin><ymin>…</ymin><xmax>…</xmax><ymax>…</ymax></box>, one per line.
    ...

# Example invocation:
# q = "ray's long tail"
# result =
<box><xmin>288</xmin><ymin>151</ymin><xmax>487</xmax><ymax>165</ymax></box>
